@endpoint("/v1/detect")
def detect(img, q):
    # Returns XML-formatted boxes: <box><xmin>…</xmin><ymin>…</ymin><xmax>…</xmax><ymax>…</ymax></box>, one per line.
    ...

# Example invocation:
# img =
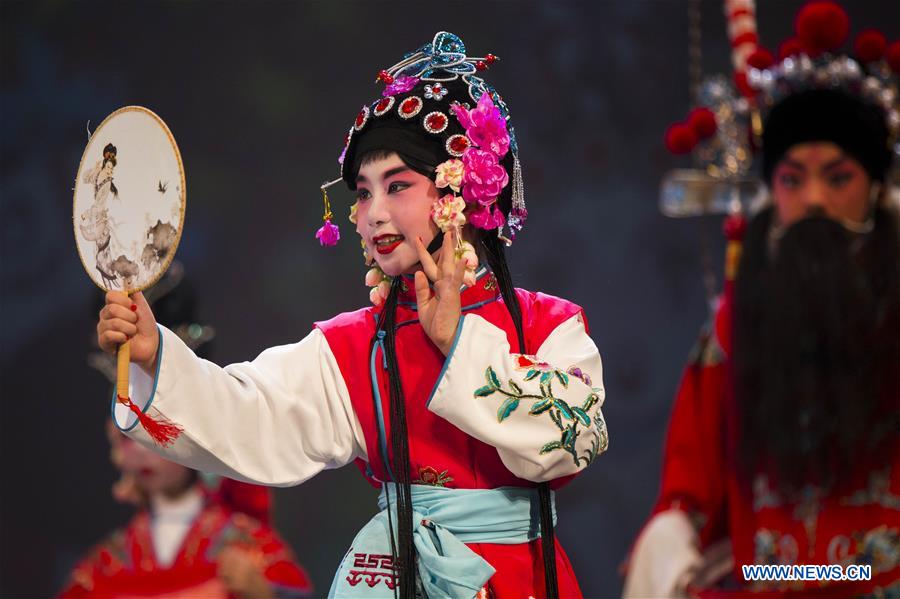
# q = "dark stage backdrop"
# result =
<box><xmin>2</xmin><ymin>1</ymin><xmax>896</xmax><ymax>597</ymax></box>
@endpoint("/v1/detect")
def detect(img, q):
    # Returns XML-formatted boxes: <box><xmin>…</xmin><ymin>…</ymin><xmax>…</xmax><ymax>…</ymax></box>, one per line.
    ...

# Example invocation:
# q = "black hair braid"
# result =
<box><xmin>479</xmin><ymin>232</ymin><xmax>559</xmax><ymax>599</ymax></box>
<box><xmin>378</xmin><ymin>277</ymin><xmax>416</xmax><ymax>599</ymax></box>
<box><xmin>480</xmin><ymin>234</ymin><xmax>525</xmax><ymax>350</ymax></box>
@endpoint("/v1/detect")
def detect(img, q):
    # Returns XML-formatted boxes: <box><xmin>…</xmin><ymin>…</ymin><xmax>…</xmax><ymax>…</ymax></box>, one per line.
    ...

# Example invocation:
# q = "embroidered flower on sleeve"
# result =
<box><xmin>566</xmin><ymin>366</ymin><xmax>592</xmax><ymax>387</ymax></box>
<box><xmin>473</xmin><ymin>358</ymin><xmax>606</xmax><ymax>467</ymax></box>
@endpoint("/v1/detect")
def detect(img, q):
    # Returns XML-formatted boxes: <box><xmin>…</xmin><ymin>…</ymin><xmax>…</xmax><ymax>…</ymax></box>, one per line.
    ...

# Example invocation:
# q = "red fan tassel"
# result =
<box><xmin>117</xmin><ymin>395</ymin><xmax>183</xmax><ymax>446</ymax></box>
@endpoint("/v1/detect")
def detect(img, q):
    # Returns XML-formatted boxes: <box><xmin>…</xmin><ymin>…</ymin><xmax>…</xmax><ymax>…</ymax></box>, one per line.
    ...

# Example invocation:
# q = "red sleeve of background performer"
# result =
<box><xmin>249</xmin><ymin>522</ymin><xmax>314</xmax><ymax>595</ymax></box>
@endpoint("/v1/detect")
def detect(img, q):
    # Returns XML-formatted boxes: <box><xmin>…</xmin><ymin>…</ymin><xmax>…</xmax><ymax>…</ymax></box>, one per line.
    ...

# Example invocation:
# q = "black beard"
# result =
<box><xmin>733</xmin><ymin>208</ymin><xmax>900</xmax><ymax>495</ymax></box>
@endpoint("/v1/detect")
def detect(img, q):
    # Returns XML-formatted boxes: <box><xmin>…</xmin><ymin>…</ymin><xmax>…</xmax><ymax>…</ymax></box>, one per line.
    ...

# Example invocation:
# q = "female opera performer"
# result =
<box><xmin>96</xmin><ymin>32</ymin><xmax>609</xmax><ymax>599</ymax></box>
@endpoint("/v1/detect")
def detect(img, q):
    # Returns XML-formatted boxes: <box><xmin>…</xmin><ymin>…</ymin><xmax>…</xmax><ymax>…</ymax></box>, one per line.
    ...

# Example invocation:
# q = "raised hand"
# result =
<box><xmin>216</xmin><ymin>546</ymin><xmax>273</xmax><ymax>599</ymax></box>
<box><xmin>97</xmin><ymin>291</ymin><xmax>159</xmax><ymax>374</ymax></box>
<box><xmin>414</xmin><ymin>229</ymin><xmax>467</xmax><ymax>356</ymax></box>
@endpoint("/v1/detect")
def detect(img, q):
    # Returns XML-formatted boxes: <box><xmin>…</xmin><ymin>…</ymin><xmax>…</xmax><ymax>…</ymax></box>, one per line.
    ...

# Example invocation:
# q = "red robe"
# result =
<box><xmin>60</xmin><ymin>495</ymin><xmax>312</xmax><ymax>598</ymax></box>
<box><xmin>647</xmin><ymin>290</ymin><xmax>900</xmax><ymax>597</ymax></box>
<box><xmin>316</xmin><ymin>273</ymin><xmax>590</xmax><ymax>598</ymax></box>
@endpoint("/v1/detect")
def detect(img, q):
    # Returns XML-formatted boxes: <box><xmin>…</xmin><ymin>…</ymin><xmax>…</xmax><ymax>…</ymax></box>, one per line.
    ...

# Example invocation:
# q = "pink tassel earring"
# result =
<box><xmin>315</xmin><ymin>178</ymin><xmax>342</xmax><ymax>247</ymax></box>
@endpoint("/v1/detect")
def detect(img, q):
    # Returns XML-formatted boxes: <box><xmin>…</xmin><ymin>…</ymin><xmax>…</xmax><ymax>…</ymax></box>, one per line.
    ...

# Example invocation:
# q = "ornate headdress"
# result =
<box><xmin>661</xmin><ymin>1</ymin><xmax>899</xmax><ymax>219</ymax></box>
<box><xmin>315</xmin><ymin>32</ymin><xmax>526</xmax><ymax>249</ymax></box>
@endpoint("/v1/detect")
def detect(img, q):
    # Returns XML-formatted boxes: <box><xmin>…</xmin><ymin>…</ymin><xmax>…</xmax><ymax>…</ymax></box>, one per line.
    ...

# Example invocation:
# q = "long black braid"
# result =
<box><xmin>378</xmin><ymin>277</ymin><xmax>417</xmax><ymax>599</ymax></box>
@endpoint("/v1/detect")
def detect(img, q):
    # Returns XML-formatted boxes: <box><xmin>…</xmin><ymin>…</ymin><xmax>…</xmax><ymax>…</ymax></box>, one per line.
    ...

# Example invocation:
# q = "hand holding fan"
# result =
<box><xmin>74</xmin><ymin>106</ymin><xmax>185</xmax><ymax>444</ymax></box>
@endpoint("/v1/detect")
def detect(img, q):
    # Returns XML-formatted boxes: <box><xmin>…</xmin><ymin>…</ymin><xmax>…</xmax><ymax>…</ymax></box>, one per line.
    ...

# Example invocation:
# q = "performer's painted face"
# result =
<box><xmin>355</xmin><ymin>152</ymin><xmax>441</xmax><ymax>276</ymax></box>
<box><xmin>771</xmin><ymin>142</ymin><xmax>872</xmax><ymax>227</ymax></box>
<box><xmin>116</xmin><ymin>433</ymin><xmax>195</xmax><ymax>499</ymax></box>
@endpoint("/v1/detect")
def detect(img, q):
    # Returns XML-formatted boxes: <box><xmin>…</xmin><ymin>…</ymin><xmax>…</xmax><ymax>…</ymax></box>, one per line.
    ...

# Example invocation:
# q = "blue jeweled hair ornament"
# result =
<box><xmin>316</xmin><ymin>32</ymin><xmax>526</xmax><ymax>247</ymax></box>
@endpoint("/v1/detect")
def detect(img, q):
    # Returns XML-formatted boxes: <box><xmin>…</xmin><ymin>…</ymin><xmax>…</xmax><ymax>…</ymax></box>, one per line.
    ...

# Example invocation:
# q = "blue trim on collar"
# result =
<box><xmin>111</xmin><ymin>324</ymin><xmax>164</xmax><ymax>432</ymax></box>
<box><xmin>425</xmin><ymin>315</ymin><xmax>467</xmax><ymax>408</ymax></box>
<box><xmin>369</xmin><ymin>332</ymin><xmax>395</xmax><ymax>481</ymax></box>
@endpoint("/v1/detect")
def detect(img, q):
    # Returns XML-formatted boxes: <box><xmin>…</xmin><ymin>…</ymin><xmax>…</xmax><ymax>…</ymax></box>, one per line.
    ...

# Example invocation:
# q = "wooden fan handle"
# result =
<box><xmin>116</xmin><ymin>339</ymin><xmax>130</xmax><ymax>401</ymax></box>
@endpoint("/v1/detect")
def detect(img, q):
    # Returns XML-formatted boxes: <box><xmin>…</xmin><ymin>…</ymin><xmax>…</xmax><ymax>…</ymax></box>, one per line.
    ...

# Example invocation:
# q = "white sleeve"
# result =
<box><xmin>112</xmin><ymin>325</ymin><xmax>367</xmax><ymax>487</ymax></box>
<box><xmin>426</xmin><ymin>312</ymin><xmax>608</xmax><ymax>482</ymax></box>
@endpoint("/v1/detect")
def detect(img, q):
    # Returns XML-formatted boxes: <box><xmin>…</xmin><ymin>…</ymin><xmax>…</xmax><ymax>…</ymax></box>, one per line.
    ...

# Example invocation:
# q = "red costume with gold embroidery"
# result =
<box><xmin>61</xmin><ymin>483</ymin><xmax>312</xmax><ymax>598</ymax></box>
<box><xmin>643</xmin><ymin>287</ymin><xmax>899</xmax><ymax>597</ymax></box>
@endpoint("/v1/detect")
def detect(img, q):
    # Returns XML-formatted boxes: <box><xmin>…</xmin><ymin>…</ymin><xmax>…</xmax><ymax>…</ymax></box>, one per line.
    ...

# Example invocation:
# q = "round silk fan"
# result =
<box><xmin>74</xmin><ymin>106</ymin><xmax>185</xmax><ymax>444</ymax></box>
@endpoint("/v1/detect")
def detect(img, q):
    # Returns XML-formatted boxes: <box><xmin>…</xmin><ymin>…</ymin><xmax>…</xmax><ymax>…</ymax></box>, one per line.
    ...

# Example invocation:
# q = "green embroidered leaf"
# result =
<box><xmin>571</xmin><ymin>407</ymin><xmax>591</xmax><ymax>427</ymax></box>
<box><xmin>582</xmin><ymin>393</ymin><xmax>599</xmax><ymax>411</ymax></box>
<box><xmin>523</xmin><ymin>369</ymin><xmax>540</xmax><ymax>381</ymax></box>
<box><xmin>497</xmin><ymin>398</ymin><xmax>520</xmax><ymax>422</ymax></box>
<box><xmin>474</xmin><ymin>385</ymin><xmax>496</xmax><ymax>398</ymax></box>
<box><xmin>529</xmin><ymin>399</ymin><xmax>554</xmax><ymax>415</ymax></box>
<box><xmin>553</xmin><ymin>399</ymin><xmax>574</xmax><ymax>420</ymax></box>
<box><xmin>509</xmin><ymin>380</ymin><xmax>523</xmax><ymax>395</ymax></box>
<box><xmin>583</xmin><ymin>437</ymin><xmax>601</xmax><ymax>466</ymax></box>
<box><xmin>555</xmin><ymin>370</ymin><xmax>570</xmax><ymax>388</ymax></box>
<box><xmin>540</xmin><ymin>371</ymin><xmax>552</xmax><ymax>385</ymax></box>
<box><xmin>486</xmin><ymin>367</ymin><xmax>501</xmax><ymax>389</ymax></box>
<box><xmin>562</xmin><ymin>427</ymin><xmax>575</xmax><ymax>448</ymax></box>
<box><xmin>549</xmin><ymin>409</ymin><xmax>563</xmax><ymax>430</ymax></box>
<box><xmin>540</xmin><ymin>441</ymin><xmax>563</xmax><ymax>454</ymax></box>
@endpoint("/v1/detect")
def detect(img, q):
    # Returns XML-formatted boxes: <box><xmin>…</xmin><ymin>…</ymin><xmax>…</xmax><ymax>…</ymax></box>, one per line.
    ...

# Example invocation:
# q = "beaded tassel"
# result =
<box><xmin>508</xmin><ymin>153</ymin><xmax>527</xmax><ymax>240</ymax></box>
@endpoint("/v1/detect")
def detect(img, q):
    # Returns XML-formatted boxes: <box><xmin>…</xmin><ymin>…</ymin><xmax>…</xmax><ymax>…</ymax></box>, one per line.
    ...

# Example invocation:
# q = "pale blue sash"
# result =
<box><xmin>328</xmin><ymin>484</ymin><xmax>556</xmax><ymax>598</ymax></box>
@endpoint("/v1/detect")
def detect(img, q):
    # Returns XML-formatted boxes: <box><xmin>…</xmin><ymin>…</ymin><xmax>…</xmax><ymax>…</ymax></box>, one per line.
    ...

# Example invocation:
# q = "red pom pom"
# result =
<box><xmin>795</xmin><ymin>1</ymin><xmax>849</xmax><ymax>56</ymax></box>
<box><xmin>687</xmin><ymin>107</ymin><xmax>717</xmax><ymax>140</ymax></box>
<box><xmin>731</xmin><ymin>31</ymin><xmax>759</xmax><ymax>49</ymax></box>
<box><xmin>854</xmin><ymin>29</ymin><xmax>887</xmax><ymax>63</ymax></box>
<box><xmin>779</xmin><ymin>37</ymin><xmax>805</xmax><ymax>59</ymax></box>
<box><xmin>887</xmin><ymin>40</ymin><xmax>900</xmax><ymax>74</ymax></box>
<box><xmin>747</xmin><ymin>47</ymin><xmax>775</xmax><ymax>69</ymax></box>
<box><xmin>664</xmin><ymin>123</ymin><xmax>698</xmax><ymax>155</ymax></box>
<box><xmin>733</xmin><ymin>71</ymin><xmax>755</xmax><ymax>98</ymax></box>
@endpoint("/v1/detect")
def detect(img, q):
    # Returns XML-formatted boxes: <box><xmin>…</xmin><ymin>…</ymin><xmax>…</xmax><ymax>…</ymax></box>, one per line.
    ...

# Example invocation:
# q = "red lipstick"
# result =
<box><xmin>373</xmin><ymin>234</ymin><xmax>404</xmax><ymax>255</ymax></box>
